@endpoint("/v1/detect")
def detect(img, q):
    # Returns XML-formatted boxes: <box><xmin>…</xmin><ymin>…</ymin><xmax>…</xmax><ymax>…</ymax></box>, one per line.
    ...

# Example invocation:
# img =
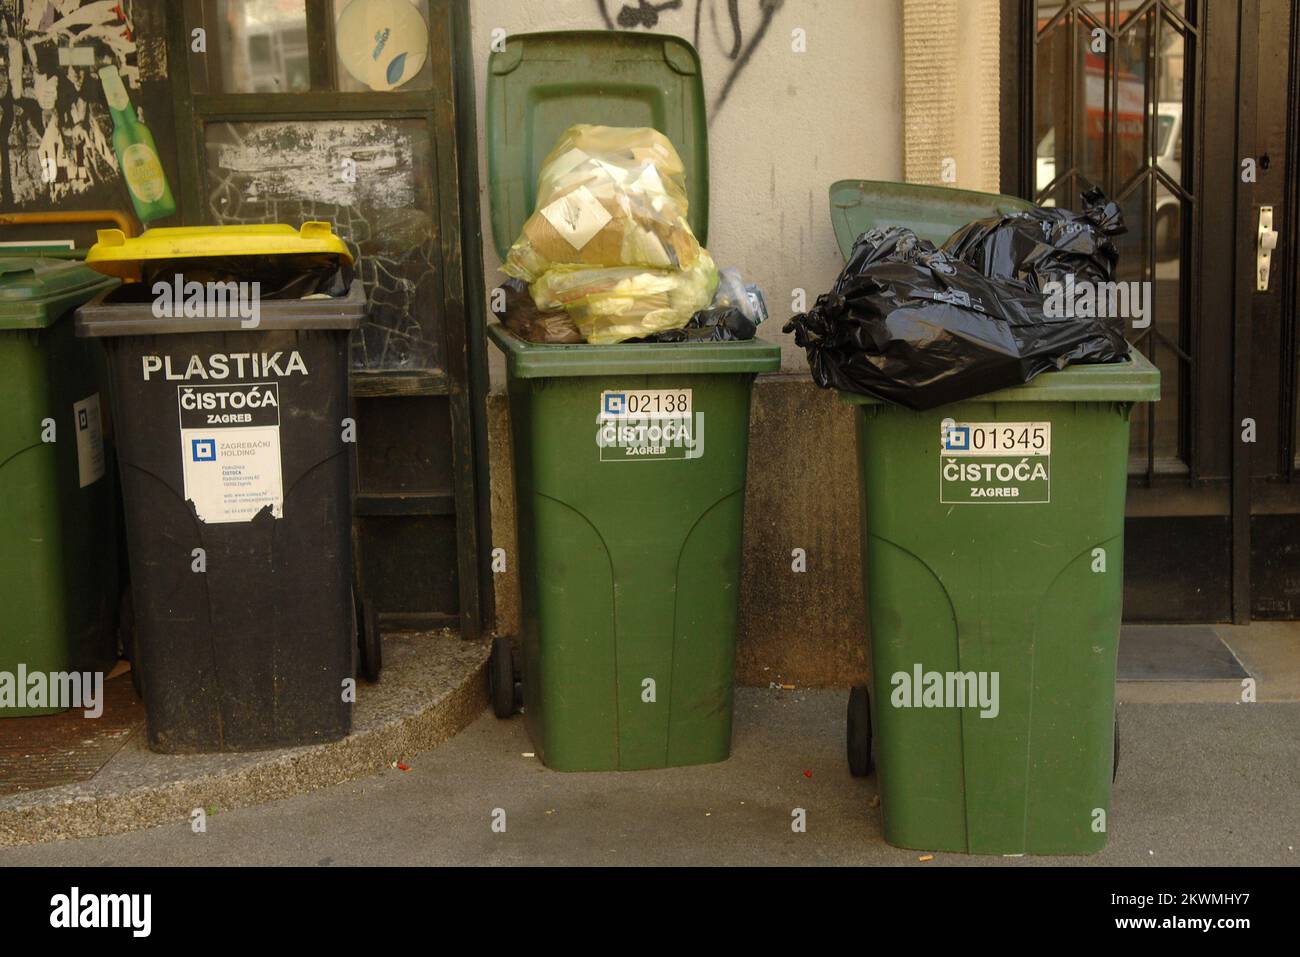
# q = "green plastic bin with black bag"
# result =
<box><xmin>831</xmin><ymin>180</ymin><xmax>1160</xmax><ymax>854</ymax></box>
<box><xmin>0</xmin><ymin>258</ymin><xmax>122</xmax><ymax>716</ymax></box>
<box><xmin>485</xmin><ymin>31</ymin><xmax>779</xmax><ymax>771</ymax></box>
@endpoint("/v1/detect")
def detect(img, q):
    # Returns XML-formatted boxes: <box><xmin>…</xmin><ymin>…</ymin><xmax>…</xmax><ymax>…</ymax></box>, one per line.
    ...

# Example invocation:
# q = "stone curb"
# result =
<box><xmin>0</xmin><ymin>635</ymin><xmax>489</xmax><ymax>848</ymax></box>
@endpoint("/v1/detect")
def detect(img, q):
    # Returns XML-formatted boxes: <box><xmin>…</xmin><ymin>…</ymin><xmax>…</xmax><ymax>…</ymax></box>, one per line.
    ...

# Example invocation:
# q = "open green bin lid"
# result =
<box><xmin>486</xmin><ymin>30</ymin><xmax>709</xmax><ymax>260</ymax></box>
<box><xmin>829</xmin><ymin>179</ymin><xmax>1035</xmax><ymax>258</ymax></box>
<box><xmin>0</xmin><ymin>257</ymin><xmax>119</xmax><ymax>330</ymax></box>
<box><xmin>0</xmin><ymin>245</ymin><xmax>84</xmax><ymax>259</ymax></box>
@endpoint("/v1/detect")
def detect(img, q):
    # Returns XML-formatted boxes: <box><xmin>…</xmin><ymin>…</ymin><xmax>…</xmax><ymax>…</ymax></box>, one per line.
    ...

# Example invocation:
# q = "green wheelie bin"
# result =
<box><xmin>486</xmin><ymin>31</ymin><xmax>780</xmax><ymax>771</ymax></box>
<box><xmin>0</xmin><ymin>258</ymin><xmax>122</xmax><ymax>716</ymax></box>
<box><xmin>831</xmin><ymin>181</ymin><xmax>1160</xmax><ymax>855</ymax></box>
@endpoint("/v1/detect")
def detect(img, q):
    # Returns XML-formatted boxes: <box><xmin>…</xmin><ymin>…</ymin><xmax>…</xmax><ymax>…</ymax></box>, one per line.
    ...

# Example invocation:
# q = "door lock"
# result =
<box><xmin>1257</xmin><ymin>205</ymin><xmax>1278</xmax><ymax>291</ymax></box>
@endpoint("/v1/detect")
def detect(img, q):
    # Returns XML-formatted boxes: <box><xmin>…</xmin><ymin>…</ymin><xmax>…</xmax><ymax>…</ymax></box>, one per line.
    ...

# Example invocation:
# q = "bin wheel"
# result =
<box><xmin>357</xmin><ymin>593</ymin><xmax>382</xmax><ymax>683</ymax></box>
<box><xmin>119</xmin><ymin>587</ymin><xmax>142</xmax><ymax>699</ymax></box>
<box><xmin>847</xmin><ymin>684</ymin><xmax>874</xmax><ymax>776</ymax></box>
<box><xmin>1113</xmin><ymin>712</ymin><xmax>1120</xmax><ymax>783</ymax></box>
<box><xmin>490</xmin><ymin>637</ymin><xmax>517</xmax><ymax>719</ymax></box>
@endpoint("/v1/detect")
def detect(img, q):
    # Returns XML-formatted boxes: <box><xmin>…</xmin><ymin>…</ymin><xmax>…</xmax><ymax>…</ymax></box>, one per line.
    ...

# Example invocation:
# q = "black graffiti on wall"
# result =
<box><xmin>205</xmin><ymin>118</ymin><xmax>441</xmax><ymax>372</ymax></box>
<box><xmin>595</xmin><ymin>0</ymin><xmax>785</xmax><ymax>114</ymax></box>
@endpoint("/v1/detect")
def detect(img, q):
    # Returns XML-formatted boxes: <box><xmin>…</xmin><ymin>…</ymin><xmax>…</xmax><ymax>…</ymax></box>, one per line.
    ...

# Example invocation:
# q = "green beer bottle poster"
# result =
<box><xmin>98</xmin><ymin>65</ymin><xmax>175</xmax><ymax>224</ymax></box>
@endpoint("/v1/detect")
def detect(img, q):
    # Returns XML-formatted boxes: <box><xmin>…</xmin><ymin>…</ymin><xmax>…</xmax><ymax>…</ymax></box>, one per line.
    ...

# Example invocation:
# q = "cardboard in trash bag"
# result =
<box><xmin>784</xmin><ymin>227</ymin><xmax>1129</xmax><ymax>410</ymax></box>
<box><xmin>530</xmin><ymin>250</ymin><xmax>718</xmax><ymax>345</ymax></box>
<box><xmin>498</xmin><ymin>278</ymin><xmax>583</xmax><ymax>343</ymax></box>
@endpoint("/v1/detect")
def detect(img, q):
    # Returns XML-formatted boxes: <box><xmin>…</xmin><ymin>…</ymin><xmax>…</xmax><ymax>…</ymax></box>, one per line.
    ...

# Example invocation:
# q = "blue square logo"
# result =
<box><xmin>603</xmin><ymin>393</ymin><xmax>626</xmax><ymax>417</ymax></box>
<box><xmin>943</xmin><ymin>426</ymin><xmax>970</xmax><ymax>451</ymax></box>
<box><xmin>191</xmin><ymin>438</ymin><xmax>216</xmax><ymax>462</ymax></box>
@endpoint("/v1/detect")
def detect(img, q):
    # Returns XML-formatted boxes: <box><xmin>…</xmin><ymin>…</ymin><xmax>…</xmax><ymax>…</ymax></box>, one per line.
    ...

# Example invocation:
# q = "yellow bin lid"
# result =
<box><xmin>84</xmin><ymin>222</ymin><xmax>353</xmax><ymax>279</ymax></box>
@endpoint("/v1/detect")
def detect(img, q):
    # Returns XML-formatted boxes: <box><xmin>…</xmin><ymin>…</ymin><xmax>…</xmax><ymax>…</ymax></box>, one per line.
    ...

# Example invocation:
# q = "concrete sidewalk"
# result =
<box><xmin>1</xmin><ymin>689</ymin><xmax>1296</xmax><ymax>866</ymax></box>
<box><xmin>0</xmin><ymin>634</ymin><xmax>490</xmax><ymax>847</ymax></box>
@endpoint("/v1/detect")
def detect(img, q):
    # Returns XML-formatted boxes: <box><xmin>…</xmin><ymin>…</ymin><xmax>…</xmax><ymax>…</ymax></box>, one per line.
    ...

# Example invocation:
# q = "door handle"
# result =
<box><xmin>1257</xmin><ymin>205</ymin><xmax>1278</xmax><ymax>291</ymax></box>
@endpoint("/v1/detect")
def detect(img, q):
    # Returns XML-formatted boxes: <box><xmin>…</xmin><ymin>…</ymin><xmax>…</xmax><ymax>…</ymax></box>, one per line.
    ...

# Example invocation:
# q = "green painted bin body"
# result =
<box><xmin>847</xmin><ymin>358</ymin><xmax>1158</xmax><ymax>854</ymax></box>
<box><xmin>491</xmin><ymin>327</ymin><xmax>778</xmax><ymax>769</ymax></box>
<box><xmin>486</xmin><ymin>31</ymin><xmax>777</xmax><ymax>770</ymax></box>
<box><xmin>0</xmin><ymin>258</ymin><xmax>121</xmax><ymax>716</ymax></box>
<box><xmin>832</xmin><ymin>181</ymin><xmax>1160</xmax><ymax>853</ymax></box>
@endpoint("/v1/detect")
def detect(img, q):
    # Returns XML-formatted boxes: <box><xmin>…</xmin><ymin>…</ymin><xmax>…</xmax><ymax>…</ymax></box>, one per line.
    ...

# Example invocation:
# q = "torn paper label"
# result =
<box><xmin>540</xmin><ymin>185</ymin><xmax>613</xmax><ymax>251</ymax></box>
<box><xmin>73</xmin><ymin>394</ymin><xmax>105</xmax><ymax>488</ymax></box>
<box><xmin>632</xmin><ymin>163</ymin><xmax>665</xmax><ymax>197</ymax></box>
<box><xmin>178</xmin><ymin>383</ymin><xmax>284</xmax><ymax>523</ymax></box>
<box><xmin>593</xmin><ymin>158</ymin><xmax>631</xmax><ymax>185</ymax></box>
<box><xmin>542</xmin><ymin>147</ymin><xmax>590</xmax><ymax>182</ymax></box>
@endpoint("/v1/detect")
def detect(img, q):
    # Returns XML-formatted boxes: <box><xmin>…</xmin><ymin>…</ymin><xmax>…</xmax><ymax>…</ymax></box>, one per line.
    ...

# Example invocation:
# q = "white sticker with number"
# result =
<box><xmin>597</xmin><ymin>389</ymin><xmax>701</xmax><ymax>462</ymax></box>
<box><xmin>940</xmin><ymin>421</ymin><xmax>1051</xmax><ymax>456</ymax></box>
<box><xmin>600</xmin><ymin>389</ymin><xmax>692</xmax><ymax>420</ymax></box>
<box><xmin>939</xmin><ymin>420</ymin><xmax>1052</xmax><ymax>504</ymax></box>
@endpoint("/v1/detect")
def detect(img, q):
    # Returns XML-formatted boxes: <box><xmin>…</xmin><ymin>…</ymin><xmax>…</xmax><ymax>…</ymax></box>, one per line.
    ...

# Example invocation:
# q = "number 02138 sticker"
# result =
<box><xmin>599</xmin><ymin>389</ymin><xmax>691</xmax><ymax>419</ymax></box>
<box><xmin>940</xmin><ymin>420</ymin><xmax>1051</xmax><ymax>504</ymax></box>
<box><xmin>597</xmin><ymin>388</ymin><xmax>701</xmax><ymax>462</ymax></box>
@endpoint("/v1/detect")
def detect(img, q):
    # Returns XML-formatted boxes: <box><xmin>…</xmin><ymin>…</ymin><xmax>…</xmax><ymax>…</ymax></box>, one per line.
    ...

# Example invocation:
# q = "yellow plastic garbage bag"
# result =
<box><xmin>531</xmin><ymin>250</ymin><xmax>718</xmax><ymax>344</ymax></box>
<box><xmin>502</xmin><ymin>125</ymin><xmax>703</xmax><ymax>281</ymax></box>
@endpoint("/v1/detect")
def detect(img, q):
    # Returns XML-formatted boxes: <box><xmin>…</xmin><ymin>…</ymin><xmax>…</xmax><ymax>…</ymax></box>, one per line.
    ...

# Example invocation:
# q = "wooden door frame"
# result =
<box><xmin>1237</xmin><ymin>0</ymin><xmax>1300</xmax><ymax>620</ymax></box>
<box><xmin>162</xmin><ymin>0</ymin><xmax>493</xmax><ymax>639</ymax></box>
<box><xmin>1005</xmin><ymin>0</ymin><xmax>1300</xmax><ymax>623</ymax></box>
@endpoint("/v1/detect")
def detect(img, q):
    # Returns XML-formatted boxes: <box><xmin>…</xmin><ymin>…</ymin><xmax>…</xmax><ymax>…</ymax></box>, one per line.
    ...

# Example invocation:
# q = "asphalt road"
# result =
<box><xmin>2</xmin><ymin>690</ymin><xmax>1297</xmax><ymax>866</ymax></box>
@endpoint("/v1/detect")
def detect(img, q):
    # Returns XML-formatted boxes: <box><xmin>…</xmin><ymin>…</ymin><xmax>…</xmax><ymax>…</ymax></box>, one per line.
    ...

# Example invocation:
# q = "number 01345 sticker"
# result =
<box><xmin>940</xmin><ymin>420</ymin><xmax>1051</xmax><ymax>504</ymax></box>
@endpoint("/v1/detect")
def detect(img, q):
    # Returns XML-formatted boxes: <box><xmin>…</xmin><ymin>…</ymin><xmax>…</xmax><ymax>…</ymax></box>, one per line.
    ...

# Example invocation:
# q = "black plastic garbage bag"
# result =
<box><xmin>632</xmin><ymin>306</ymin><xmax>757</xmax><ymax>343</ymax></box>
<box><xmin>107</xmin><ymin>254</ymin><xmax>355</xmax><ymax>303</ymax></box>
<box><xmin>499</xmin><ymin>278</ymin><xmax>584</xmax><ymax>343</ymax></box>
<box><xmin>783</xmin><ymin>227</ymin><xmax>1129</xmax><ymax>410</ymax></box>
<box><xmin>941</xmin><ymin>186</ymin><xmax>1124</xmax><ymax>290</ymax></box>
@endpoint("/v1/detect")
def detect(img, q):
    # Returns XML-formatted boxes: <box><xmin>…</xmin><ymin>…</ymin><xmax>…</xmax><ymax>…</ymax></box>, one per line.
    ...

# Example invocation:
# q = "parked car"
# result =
<box><xmin>1036</xmin><ymin>101</ymin><xmax>1182</xmax><ymax>261</ymax></box>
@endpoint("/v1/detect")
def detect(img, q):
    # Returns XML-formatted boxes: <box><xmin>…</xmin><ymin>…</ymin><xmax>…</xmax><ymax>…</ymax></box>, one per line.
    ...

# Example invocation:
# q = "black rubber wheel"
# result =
<box><xmin>357</xmin><ymin>593</ymin><xmax>382</xmax><ymax>683</ymax></box>
<box><xmin>847</xmin><ymin>684</ymin><xmax>874</xmax><ymax>776</ymax></box>
<box><xmin>1113</xmin><ymin>712</ymin><xmax>1120</xmax><ymax>783</ymax></box>
<box><xmin>490</xmin><ymin>637</ymin><xmax>517</xmax><ymax>719</ymax></box>
<box><xmin>119</xmin><ymin>587</ymin><xmax>142</xmax><ymax>699</ymax></box>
